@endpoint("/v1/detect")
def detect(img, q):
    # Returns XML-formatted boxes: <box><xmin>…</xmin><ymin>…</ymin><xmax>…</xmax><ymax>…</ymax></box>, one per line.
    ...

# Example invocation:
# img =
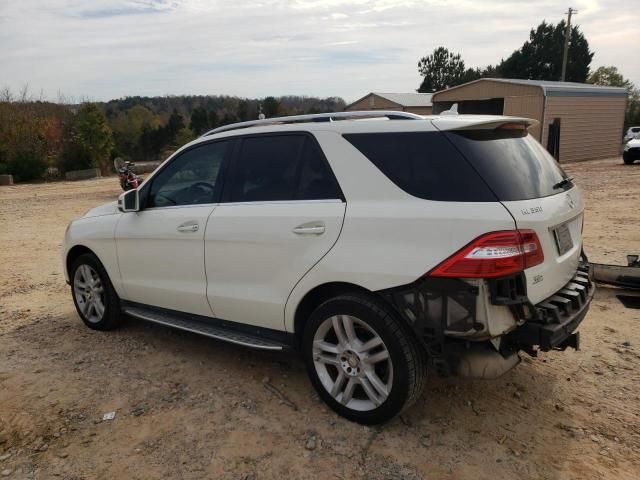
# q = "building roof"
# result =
<box><xmin>435</xmin><ymin>78</ymin><xmax>628</xmax><ymax>98</ymax></box>
<box><xmin>346</xmin><ymin>92</ymin><xmax>433</xmax><ymax>109</ymax></box>
<box><xmin>373</xmin><ymin>92</ymin><xmax>433</xmax><ymax>106</ymax></box>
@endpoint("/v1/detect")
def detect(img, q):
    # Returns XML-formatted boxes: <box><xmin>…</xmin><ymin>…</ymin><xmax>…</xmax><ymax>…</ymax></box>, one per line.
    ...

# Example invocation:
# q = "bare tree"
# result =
<box><xmin>0</xmin><ymin>86</ymin><xmax>13</xmax><ymax>102</ymax></box>
<box><xmin>18</xmin><ymin>83</ymin><xmax>31</xmax><ymax>103</ymax></box>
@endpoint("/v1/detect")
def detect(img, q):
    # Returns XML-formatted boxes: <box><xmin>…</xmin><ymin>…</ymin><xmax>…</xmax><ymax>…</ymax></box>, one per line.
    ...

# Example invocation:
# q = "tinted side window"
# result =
<box><xmin>296</xmin><ymin>138</ymin><xmax>341</xmax><ymax>200</ymax></box>
<box><xmin>229</xmin><ymin>135</ymin><xmax>340</xmax><ymax>202</ymax></box>
<box><xmin>149</xmin><ymin>141</ymin><xmax>229</xmax><ymax>207</ymax></box>
<box><xmin>343</xmin><ymin>132</ymin><xmax>496</xmax><ymax>202</ymax></box>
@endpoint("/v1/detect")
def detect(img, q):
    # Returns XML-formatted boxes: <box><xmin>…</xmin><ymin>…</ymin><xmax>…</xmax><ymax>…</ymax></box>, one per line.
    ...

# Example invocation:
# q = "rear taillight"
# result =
<box><xmin>519</xmin><ymin>229</ymin><xmax>544</xmax><ymax>267</ymax></box>
<box><xmin>429</xmin><ymin>230</ymin><xmax>544</xmax><ymax>278</ymax></box>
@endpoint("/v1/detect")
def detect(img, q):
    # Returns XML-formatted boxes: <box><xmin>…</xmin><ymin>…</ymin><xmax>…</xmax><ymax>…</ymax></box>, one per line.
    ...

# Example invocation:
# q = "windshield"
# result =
<box><xmin>444</xmin><ymin>129</ymin><xmax>571</xmax><ymax>201</ymax></box>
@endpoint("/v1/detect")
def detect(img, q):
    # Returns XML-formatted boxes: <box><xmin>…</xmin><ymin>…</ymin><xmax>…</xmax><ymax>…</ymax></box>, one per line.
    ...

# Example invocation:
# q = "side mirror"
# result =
<box><xmin>118</xmin><ymin>189</ymin><xmax>139</xmax><ymax>212</ymax></box>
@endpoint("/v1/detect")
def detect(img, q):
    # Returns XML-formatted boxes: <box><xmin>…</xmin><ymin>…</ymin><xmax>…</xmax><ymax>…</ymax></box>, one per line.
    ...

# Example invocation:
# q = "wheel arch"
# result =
<box><xmin>65</xmin><ymin>243</ymin><xmax>127</xmax><ymax>299</ymax></box>
<box><xmin>66</xmin><ymin>244</ymin><xmax>97</xmax><ymax>278</ymax></box>
<box><xmin>292</xmin><ymin>282</ymin><xmax>373</xmax><ymax>343</ymax></box>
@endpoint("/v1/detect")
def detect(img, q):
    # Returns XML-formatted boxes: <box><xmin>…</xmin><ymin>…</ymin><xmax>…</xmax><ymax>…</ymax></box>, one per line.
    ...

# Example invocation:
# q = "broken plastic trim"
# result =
<box><xmin>504</xmin><ymin>263</ymin><xmax>594</xmax><ymax>353</ymax></box>
<box><xmin>377</xmin><ymin>277</ymin><xmax>479</xmax><ymax>376</ymax></box>
<box><xmin>377</xmin><ymin>262</ymin><xmax>594</xmax><ymax>375</ymax></box>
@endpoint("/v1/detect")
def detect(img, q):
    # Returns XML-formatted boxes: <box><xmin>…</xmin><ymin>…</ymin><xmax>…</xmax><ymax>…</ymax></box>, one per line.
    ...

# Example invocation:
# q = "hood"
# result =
<box><xmin>83</xmin><ymin>201</ymin><xmax>118</xmax><ymax>218</ymax></box>
<box><xmin>626</xmin><ymin>137</ymin><xmax>640</xmax><ymax>148</ymax></box>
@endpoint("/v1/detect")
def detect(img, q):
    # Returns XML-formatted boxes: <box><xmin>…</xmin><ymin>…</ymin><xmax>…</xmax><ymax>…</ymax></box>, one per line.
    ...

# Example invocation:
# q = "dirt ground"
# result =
<box><xmin>1</xmin><ymin>157</ymin><xmax>639</xmax><ymax>480</ymax></box>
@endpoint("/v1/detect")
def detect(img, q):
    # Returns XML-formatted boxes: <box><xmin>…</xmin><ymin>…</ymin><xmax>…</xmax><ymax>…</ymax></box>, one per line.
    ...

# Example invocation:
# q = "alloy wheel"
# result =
<box><xmin>73</xmin><ymin>264</ymin><xmax>105</xmax><ymax>324</ymax></box>
<box><xmin>312</xmin><ymin>315</ymin><xmax>393</xmax><ymax>411</ymax></box>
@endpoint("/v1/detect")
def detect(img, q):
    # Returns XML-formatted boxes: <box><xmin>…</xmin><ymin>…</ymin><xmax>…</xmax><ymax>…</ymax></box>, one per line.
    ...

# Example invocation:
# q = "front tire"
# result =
<box><xmin>70</xmin><ymin>253</ymin><xmax>122</xmax><ymax>331</ymax></box>
<box><xmin>623</xmin><ymin>153</ymin><xmax>636</xmax><ymax>165</ymax></box>
<box><xmin>302</xmin><ymin>293</ymin><xmax>426</xmax><ymax>424</ymax></box>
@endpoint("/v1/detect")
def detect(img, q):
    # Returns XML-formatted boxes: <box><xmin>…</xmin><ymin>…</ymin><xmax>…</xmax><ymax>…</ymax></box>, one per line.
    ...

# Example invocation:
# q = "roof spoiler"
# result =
<box><xmin>440</xmin><ymin>103</ymin><xmax>459</xmax><ymax>116</ymax></box>
<box><xmin>432</xmin><ymin>116</ymin><xmax>539</xmax><ymax>131</ymax></box>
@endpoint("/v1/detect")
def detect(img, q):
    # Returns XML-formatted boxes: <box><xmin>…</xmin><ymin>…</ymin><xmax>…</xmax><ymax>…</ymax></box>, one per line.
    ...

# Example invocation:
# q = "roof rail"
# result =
<box><xmin>202</xmin><ymin>110</ymin><xmax>423</xmax><ymax>136</ymax></box>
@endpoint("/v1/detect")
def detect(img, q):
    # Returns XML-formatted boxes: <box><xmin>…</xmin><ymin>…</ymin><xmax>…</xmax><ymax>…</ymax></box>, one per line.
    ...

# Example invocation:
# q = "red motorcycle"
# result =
<box><xmin>114</xmin><ymin>158</ymin><xmax>143</xmax><ymax>191</ymax></box>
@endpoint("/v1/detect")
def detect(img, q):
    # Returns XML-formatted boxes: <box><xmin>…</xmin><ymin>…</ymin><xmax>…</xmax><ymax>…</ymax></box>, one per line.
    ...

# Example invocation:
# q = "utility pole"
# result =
<box><xmin>561</xmin><ymin>7</ymin><xmax>577</xmax><ymax>81</ymax></box>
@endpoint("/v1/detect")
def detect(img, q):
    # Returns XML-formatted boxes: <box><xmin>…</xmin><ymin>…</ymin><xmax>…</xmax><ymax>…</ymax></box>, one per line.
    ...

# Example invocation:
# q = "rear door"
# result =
<box><xmin>444</xmin><ymin>127</ymin><xmax>583</xmax><ymax>304</ymax></box>
<box><xmin>204</xmin><ymin>133</ymin><xmax>345</xmax><ymax>330</ymax></box>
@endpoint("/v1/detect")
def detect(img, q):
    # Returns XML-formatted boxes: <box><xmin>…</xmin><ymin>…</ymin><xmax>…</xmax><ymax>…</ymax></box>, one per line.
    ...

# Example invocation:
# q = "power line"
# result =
<box><xmin>561</xmin><ymin>7</ymin><xmax>578</xmax><ymax>82</ymax></box>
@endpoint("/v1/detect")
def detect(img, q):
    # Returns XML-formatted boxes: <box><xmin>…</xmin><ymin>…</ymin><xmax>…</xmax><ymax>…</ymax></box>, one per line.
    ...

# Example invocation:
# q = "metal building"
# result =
<box><xmin>345</xmin><ymin>92</ymin><xmax>433</xmax><ymax>115</ymax></box>
<box><xmin>432</xmin><ymin>78</ymin><xmax>627</xmax><ymax>162</ymax></box>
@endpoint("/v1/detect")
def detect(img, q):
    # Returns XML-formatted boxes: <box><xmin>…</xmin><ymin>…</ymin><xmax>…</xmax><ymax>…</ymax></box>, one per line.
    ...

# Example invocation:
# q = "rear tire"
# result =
<box><xmin>70</xmin><ymin>253</ymin><xmax>122</xmax><ymax>331</ymax></box>
<box><xmin>302</xmin><ymin>293</ymin><xmax>426</xmax><ymax>424</ymax></box>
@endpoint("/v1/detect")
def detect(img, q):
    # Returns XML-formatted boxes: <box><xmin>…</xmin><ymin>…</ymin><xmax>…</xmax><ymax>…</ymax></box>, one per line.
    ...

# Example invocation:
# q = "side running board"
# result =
<box><xmin>122</xmin><ymin>304</ymin><xmax>289</xmax><ymax>351</ymax></box>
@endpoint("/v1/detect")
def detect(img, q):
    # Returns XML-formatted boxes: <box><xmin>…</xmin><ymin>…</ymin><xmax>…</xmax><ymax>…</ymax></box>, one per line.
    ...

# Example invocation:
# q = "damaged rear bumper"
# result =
<box><xmin>505</xmin><ymin>263</ymin><xmax>594</xmax><ymax>353</ymax></box>
<box><xmin>378</xmin><ymin>263</ymin><xmax>594</xmax><ymax>378</ymax></box>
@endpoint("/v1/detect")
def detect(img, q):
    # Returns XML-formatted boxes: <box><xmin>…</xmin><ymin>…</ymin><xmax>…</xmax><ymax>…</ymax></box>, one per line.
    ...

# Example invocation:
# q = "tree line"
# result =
<box><xmin>2</xmin><ymin>18</ymin><xmax>638</xmax><ymax>183</ymax></box>
<box><xmin>0</xmin><ymin>93</ymin><xmax>345</xmax><ymax>182</ymax></box>
<box><xmin>416</xmin><ymin>20</ymin><xmax>640</xmax><ymax>129</ymax></box>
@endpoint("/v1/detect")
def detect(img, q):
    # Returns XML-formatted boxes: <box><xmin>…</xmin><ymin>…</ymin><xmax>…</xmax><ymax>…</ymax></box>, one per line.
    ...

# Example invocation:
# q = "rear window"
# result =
<box><xmin>343</xmin><ymin>132</ymin><xmax>496</xmax><ymax>202</ymax></box>
<box><xmin>445</xmin><ymin>129</ymin><xmax>571</xmax><ymax>201</ymax></box>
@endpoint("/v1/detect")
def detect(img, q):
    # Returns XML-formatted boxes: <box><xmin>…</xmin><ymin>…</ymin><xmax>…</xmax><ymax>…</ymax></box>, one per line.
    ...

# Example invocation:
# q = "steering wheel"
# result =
<box><xmin>189</xmin><ymin>182</ymin><xmax>216</xmax><ymax>202</ymax></box>
<box><xmin>155</xmin><ymin>192</ymin><xmax>177</xmax><ymax>205</ymax></box>
<box><xmin>190</xmin><ymin>181</ymin><xmax>215</xmax><ymax>192</ymax></box>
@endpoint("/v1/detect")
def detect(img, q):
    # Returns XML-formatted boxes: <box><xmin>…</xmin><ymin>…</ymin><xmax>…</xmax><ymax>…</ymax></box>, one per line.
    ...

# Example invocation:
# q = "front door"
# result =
<box><xmin>116</xmin><ymin>139</ymin><xmax>232</xmax><ymax>317</ymax></box>
<box><xmin>205</xmin><ymin>133</ymin><xmax>346</xmax><ymax>330</ymax></box>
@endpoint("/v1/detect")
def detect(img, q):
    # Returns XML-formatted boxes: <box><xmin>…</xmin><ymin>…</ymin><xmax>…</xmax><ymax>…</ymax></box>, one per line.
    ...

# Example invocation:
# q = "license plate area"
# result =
<box><xmin>553</xmin><ymin>223</ymin><xmax>573</xmax><ymax>256</ymax></box>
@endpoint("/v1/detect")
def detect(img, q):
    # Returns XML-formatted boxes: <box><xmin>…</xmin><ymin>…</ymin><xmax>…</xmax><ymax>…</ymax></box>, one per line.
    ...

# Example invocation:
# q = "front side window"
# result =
<box><xmin>228</xmin><ymin>135</ymin><xmax>340</xmax><ymax>202</ymax></box>
<box><xmin>148</xmin><ymin>141</ymin><xmax>230</xmax><ymax>207</ymax></box>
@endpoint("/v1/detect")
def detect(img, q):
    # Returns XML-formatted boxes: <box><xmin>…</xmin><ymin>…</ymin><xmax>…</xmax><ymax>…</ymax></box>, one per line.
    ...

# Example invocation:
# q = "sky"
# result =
<box><xmin>0</xmin><ymin>0</ymin><xmax>638</xmax><ymax>103</ymax></box>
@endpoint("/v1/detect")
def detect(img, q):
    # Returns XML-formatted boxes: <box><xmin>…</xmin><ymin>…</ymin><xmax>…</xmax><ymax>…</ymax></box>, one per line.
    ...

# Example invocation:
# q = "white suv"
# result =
<box><xmin>624</xmin><ymin>126</ymin><xmax>640</xmax><ymax>143</ymax></box>
<box><xmin>63</xmin><ymin>111</ymin><xmax>593</xmax><ymax>424</ymax></box>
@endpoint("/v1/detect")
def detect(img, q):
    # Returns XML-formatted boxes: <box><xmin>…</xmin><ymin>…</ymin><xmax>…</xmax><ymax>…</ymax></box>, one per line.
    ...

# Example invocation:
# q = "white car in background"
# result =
<box><xmin>623</xmin><ymin>134</ymin><xmax>640</xmax><ymax>164</ymax></box>
<box><xmin>63</xmin><ymin>111</ymin><xmax>593</xmax><ymax>424</ymax></box>
<box><xmin>624</xmin><ymin>126</ymin><xmax>640</xmax><ymax>143</ymax></box>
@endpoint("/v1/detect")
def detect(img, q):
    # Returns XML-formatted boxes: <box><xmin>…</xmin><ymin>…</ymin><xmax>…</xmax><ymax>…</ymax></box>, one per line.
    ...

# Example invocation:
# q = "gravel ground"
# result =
<box><xmin>0</xmin><ymin>157</ymin><xmax>639</xmax><ymax>479</ymax></box>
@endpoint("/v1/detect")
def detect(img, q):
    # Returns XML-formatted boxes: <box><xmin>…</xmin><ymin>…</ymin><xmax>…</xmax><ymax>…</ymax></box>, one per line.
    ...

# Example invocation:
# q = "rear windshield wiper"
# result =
<box><xmin>553</xmin><ymin>177</ymin><xmax>574</xmax><ymax>190</ymax></box>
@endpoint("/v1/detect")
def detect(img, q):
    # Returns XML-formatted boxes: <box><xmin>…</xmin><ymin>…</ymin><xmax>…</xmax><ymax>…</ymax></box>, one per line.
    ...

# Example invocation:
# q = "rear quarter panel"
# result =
<box><xmin>284</xmin><ymin>131</ymin><xmax>516</xmax><ymax>332</ymax></box>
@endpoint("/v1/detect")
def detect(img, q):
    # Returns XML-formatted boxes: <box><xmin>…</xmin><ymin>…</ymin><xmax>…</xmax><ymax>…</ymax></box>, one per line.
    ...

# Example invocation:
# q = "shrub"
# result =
<box><xmin>0</xmin><ymin>147</ymin><xmax>7</xmax><ymax>175</ymax></box>
<box><xmin>58</xmin><ymin>142</ymin><xmax>93</xmax><ymax>173</ymax></box>
<box><xmin>8</xmin><ymin>150</ymin><xmax>47</xmax><ymax>182</ymax></box>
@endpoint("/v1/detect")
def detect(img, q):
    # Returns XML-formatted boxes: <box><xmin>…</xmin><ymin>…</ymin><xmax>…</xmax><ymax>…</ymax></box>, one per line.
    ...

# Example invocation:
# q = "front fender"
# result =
<box><xmin>63</xmin><ymin>214</ymin><xmax>124</xmax><ymax>297</ymax></box>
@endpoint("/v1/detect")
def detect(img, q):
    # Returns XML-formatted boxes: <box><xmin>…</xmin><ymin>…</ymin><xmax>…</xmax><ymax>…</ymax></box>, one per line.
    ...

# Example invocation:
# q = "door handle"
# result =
<box><xmin>177</xmin><ymin>222</ymin><xmax>199</xmax><ymax>232</ymax></box>
<box><xmin>293</xmin><ymin>222</ymin><xmax>325</xmax><ymax>235</ymax></box>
